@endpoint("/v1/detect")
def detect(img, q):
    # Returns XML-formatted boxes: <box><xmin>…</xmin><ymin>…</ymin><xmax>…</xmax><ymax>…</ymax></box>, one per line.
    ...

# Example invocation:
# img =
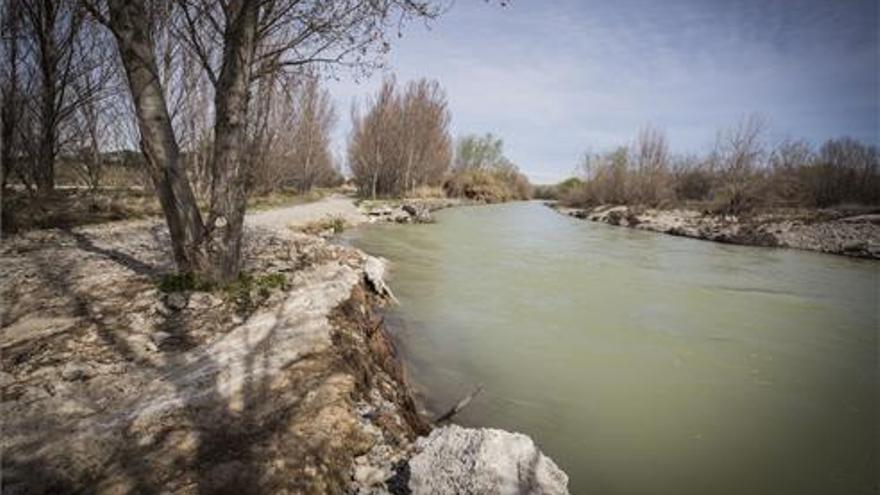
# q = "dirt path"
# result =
<box><xmin>246</xmin><ymin>194</ymin><xmax>366</xmax><ymax>230</ymax></box>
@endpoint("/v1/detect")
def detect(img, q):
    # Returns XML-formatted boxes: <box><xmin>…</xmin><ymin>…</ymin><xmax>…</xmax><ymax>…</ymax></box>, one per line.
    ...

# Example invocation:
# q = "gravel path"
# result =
<box><xmin>246</xmin><ymin>194</ymin><xmax>366</xmax><ymax>230</ymax></box>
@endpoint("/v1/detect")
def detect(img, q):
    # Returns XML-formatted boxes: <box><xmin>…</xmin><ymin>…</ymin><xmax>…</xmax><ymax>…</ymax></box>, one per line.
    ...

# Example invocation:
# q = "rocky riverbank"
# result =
<box><xmin>552</xmin><ymin>203</ymin><xmax>880</xmax><ymax>259</ymax></box>
<box><xmin>1</xmin><ymin>201</ymin><xmax>568</xmax><ymax>493</ymax></box>
<box><xmin>359</xmin><ymin>198</ymin><xmax>467</xmax><ymax>225</ymax></box>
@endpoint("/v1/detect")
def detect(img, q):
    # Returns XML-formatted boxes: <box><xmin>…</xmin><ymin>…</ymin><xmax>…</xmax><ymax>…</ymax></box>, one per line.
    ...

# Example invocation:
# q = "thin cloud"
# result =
<box><xmin>327</xmin><ymin>0</ymin><xmax>878</xmax><ymax>183</ymax></box>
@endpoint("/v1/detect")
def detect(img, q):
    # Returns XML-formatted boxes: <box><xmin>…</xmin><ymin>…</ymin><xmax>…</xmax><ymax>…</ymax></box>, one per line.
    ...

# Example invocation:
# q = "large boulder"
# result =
<box><xmin>407</xmin><ymin>425</ymin><xmax>569</xmax><ymax>495</ymax></box>
<box><xmin>402</xmin><ymin>203</ymin><xmax>434</xmax><ymax>223</ymax></box>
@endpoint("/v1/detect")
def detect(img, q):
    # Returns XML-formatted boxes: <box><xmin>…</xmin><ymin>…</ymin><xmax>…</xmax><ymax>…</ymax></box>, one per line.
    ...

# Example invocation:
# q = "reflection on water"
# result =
<box><xmin>343</xmin><ymin>202</ymin><xmax>878</xmax><ymax>494</ymax></box>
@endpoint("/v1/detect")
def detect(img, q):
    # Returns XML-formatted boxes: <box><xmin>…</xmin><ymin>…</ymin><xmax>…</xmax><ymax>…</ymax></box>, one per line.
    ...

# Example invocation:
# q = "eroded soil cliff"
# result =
<box><xmin>1</xmin><ymin>221</ymin><xmax>425</xmax><ymax>494</ymax></box>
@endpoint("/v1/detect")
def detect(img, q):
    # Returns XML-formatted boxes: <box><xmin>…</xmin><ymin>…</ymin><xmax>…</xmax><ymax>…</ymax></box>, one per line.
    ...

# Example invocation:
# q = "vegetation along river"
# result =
<box><xmin>343</xmin><ymin>201</ymin><xmax>878</xmax><ymax>494</ymax></box>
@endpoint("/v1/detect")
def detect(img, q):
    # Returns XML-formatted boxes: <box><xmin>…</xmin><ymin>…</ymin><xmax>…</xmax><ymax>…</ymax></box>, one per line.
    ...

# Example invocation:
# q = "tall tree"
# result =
<box><xmin>19</xmin><ymin>0</ymin><xmax>87</xmax><ymax>191</ymax></box>
<box><xmin>0</xmin><ymin>0</ymin><xmax>23</xmax><ymax>190</ymax></box>
<box><xmin>86</xmin><ymin>0</ymin><xmax>443</xmax><ymax>281</ymax></box>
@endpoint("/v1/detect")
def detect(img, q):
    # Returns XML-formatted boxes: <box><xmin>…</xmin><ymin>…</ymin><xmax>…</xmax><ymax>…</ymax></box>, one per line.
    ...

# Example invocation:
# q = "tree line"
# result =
<box><xmin>1</xmin><ymin>0</ymin><xmax>446</xmax><ymax>282</ymax></box>
<box><xmin>557</xmin><ymin>116</ymin><xmax>879</xmax><ymax>214</ymax></box>
<box><xmin>346</xmin><ymin>78</ymin><xmax>531</xmax><ymax>202</ymax></box>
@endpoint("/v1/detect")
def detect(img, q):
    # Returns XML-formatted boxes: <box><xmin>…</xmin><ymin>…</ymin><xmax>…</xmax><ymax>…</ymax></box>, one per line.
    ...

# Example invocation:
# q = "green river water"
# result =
<box><xmin>343</xmin><ymin>201</ymin><xmax>878</xmax><ymax>494</ymax></box>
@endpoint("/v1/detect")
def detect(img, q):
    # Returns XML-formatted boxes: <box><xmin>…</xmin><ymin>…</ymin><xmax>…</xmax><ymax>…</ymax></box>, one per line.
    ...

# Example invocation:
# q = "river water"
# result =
<box><xmin>343</xmin><ymin>202</ymin><xmax>878</xmax><ymax>494</ymax></box>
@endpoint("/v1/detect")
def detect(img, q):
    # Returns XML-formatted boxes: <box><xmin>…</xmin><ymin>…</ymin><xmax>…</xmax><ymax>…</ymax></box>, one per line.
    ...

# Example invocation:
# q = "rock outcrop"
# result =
<box><xmin>407</xmin><ymin>425</ymin><xmax>569</xmax><ymax>495</ymax></box>
<box><xmin>362</xmin><ymin>198</ymin><xmax>464</xmax><ymax>224</ymax></box>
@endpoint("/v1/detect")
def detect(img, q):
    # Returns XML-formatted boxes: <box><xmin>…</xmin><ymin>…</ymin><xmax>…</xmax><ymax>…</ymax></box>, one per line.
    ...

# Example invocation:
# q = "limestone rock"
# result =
<box><xmin>402</xmin><ymin>203</ymin><xmax>433</xmax><ymax>223</ymax></box>
<box><xmin>163</xmin><ymin>292</ymin><xmax>188</xmax><ymax>311</ymax></box>
<box><xmin>408</xmin><ymin>425</ymin><xmax>569</xmax><ymax>495</ymax></box>
<box><xmin>364</xmin><ymin>256</ymin><xmax>396</xmax><ymax>301</ymax></box>
<box><xmin>61</xmin><ymin>363</ymin><xmax>91</xmax><ymax>382</ymax></box>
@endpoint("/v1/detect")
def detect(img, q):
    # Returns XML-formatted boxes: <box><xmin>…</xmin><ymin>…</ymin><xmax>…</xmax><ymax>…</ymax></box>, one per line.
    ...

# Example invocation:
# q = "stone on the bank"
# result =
<box><xmin>163</xmin><ymin>292</ymin><xmax>188</xmax><ymax>311</ymax></box>
<box><xmin>402</xmin><ymin>203</ymin><xmax>434</xmax><ymax>223</ymax></box>
<box><xmin>61</xmin><ymin>363</ymin><xmax>90</xmax><ymax>382</ymax></box>
<box><xmin>364</xmin><ymin>256</ymin><xmax>396</xmax><ymax>301</ymax></box>
<box><xmin>408</xmin><ymin>425</ymin><xmax>569</xmax><ymax>495</ymax></box>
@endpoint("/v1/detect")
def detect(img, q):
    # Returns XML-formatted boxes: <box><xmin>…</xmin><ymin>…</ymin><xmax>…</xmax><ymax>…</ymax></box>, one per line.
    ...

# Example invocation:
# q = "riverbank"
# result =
<box><xmin>551</xmin><ymin>203</ymin><xmax>880</xmax><ymax>259</ymax></box>
<box><xmin>1</xmin><ymin>197</ymin><xmax>568</xmax><ymax>494</ymax></box>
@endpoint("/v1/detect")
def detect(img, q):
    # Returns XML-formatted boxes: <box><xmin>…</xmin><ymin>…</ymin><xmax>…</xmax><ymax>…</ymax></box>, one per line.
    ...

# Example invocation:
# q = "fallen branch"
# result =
<box><xmin>434</xmin><ymin>384</ymin><xmax>484</xmax><ymax>424</ymax></box>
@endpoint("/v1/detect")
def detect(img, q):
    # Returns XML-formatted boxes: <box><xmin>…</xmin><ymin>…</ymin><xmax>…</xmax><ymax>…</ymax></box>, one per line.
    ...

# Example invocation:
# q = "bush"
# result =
<box><xmin>444</xmin><ymin>133</ymin><xmax>532</xmax><ymax>202</ymax></box>
<box><xmin>562</xmin><ymin>118</ymin><xmax>879</xmax><ymax>213</ymax></box>
<box><xmin>297</xmin><ymin>215</ymin><xmax>346</xmax><ymax>235</ymax></box>
<box><xmin>673</xmin><ymin>166</ymin><xmax>713</xmax><ymax>201</ymax></box>
<box><xmin>444</xmin><ymin>167</ymin><xmax>531</xmax><ymax>202</ymax></box>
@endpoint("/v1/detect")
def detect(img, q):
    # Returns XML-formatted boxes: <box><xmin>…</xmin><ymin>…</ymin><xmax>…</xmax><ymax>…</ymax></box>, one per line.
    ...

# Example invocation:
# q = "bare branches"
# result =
<box><xmin>348</xmin><ymin>77</ymin><xmax>452</xmax><ymax>198</ymax></box>
<box><xmin>565</xmin><ymin>118</ymin><xmax>880</xmax><ymax>212</ymax></box>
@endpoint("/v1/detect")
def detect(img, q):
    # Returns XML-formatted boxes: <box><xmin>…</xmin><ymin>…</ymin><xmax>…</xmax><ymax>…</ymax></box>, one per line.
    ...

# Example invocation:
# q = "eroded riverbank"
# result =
<box><xmin>551</xmin><ymin>203</ymin><xmax>880</xmax><ymax>258</ymax></box>
<box><xmin>0</xmin><ymin>198</ymin><xmax>568</xmax><ymax>494</ymax></box>
<box><xmin>346</xmin><ymin>202</ymin><xmax>878</xmax><ymax>494</ymax></box>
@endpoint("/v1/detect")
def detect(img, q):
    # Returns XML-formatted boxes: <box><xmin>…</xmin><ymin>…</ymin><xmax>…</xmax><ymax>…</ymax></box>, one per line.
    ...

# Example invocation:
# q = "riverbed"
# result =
<box><xmin>343</xmin><ymin>201</ymin><xmax>878</xmax><ymax>494</ymax></box>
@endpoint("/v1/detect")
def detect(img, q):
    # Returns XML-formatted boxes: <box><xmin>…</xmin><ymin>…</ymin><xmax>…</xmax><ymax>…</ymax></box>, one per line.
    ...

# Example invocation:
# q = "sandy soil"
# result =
<box><xmin>247</xmin><ymin>194</ymin><xmax>368</xmax><ymax>230</ymax></box>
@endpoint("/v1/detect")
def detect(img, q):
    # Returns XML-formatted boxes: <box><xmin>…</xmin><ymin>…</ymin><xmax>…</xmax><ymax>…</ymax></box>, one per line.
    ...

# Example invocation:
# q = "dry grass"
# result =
<box><xmin>294</xmin><ymin>215</ymin><xmax>347</xmax><ymax>236</ymax></box>
<box><xmin>1</xmin><ymin>187</ymin><xmax>329</xmax><ymax>234</ymax></box>
<box><xmin>403</xmin><ymin>185</ymin><xmax>447</xmax><ymax>199</ymax></box>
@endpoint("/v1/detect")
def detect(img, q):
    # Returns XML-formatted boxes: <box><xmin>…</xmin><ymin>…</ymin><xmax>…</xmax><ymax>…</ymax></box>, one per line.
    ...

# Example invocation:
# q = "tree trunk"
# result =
<box><xmin>206</xmin><ymin>0</ymin><xmax>259</xmax><ymax>282</ymax></box>
<box><xmin>0</xmin><ymin>7</ymin><xmax>17</xmax><ymax>192</ymax></box>
<box><xmin>34</xmin><ymin>1</ymin><xmax>57</xmax><ymax>192</ymax></box>
<box><xmin>106</xmin><ymin>0</ymin><xmax>207</xmax><ymax>275</ymax></box>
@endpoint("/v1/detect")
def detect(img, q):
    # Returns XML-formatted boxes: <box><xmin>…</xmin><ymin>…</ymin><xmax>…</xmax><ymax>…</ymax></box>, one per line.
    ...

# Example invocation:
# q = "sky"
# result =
<box><xmin>326</xmin><ymin>0</ymin><xmax>879</xmax><ymax>184</ymax></box>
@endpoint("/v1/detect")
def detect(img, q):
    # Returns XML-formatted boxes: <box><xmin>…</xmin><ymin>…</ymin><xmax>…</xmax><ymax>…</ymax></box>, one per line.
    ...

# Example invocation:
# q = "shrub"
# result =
<box><xmin>444</xmin><ymin>133</ymin><xmax>532</xmax><ymax>202</ymax></box>
<box><xmin>563</xmin><ymin>118</ymin><xmax>878</xmax><ymax>213</ymax></box>
<box><xmin>297</xmin><ymin>215</ymin><xmax>346</xmax><ymax>235</ymax></box>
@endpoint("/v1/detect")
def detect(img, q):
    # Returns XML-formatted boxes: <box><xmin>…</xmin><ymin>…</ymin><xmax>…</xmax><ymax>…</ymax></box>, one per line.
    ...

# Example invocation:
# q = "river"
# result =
<box><xmin>343</xmin><ymin>201</ymin><xmax>878</xmax><ymax>494</ymax></box>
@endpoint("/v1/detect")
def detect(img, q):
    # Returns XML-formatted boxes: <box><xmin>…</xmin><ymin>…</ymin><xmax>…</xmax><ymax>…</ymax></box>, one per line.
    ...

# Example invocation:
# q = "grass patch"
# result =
<box><xmin>224</xmin><ymin>272</ymin><xmax>289</xmax><ymax>315</ymax></box>
<box><xmin>296</xmin><ymin>215</ymin><xmax>347</xmax><ymax>235</ymax></box>
<box><xmin>247</xmin><ymin>188</ymin><xmax>328</xmax><ymax>211</ymax></box>
<box><xmin>156</xmin><ymin>270</ymin><xmax>289</xmax><ymax>315</ymax></box>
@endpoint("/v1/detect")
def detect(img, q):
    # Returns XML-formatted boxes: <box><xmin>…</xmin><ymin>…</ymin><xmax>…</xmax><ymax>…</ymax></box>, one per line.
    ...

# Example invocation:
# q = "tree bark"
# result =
<box><xmin>106</xmin><ymin>0</ymin><xmax>207</xmax><ymax>274</ymax></box>
<box><xmin>0</xmin><ymin>0</ymin><xmax>20</xmax><ymax>192</ymax></box>
<box><xmin>33</xmin><ymin>0</ymin><xmax>58</xmax><ymax>192</ymax></box>
<box><xmin>206</xmin><ymin>0</ymin><xmax>259</xmax><ymax>282</ymax></box>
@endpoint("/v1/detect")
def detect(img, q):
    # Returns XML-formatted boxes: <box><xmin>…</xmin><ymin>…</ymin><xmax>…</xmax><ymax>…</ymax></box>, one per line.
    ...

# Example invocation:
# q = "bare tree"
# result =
<box><xmin>1</xmin><ymin>0</ymin><xmax>24</xmax><ymax>191</ymax></box>
<box><xmin>66</xmin><ymin>17</ymin><xmax>119</xmax><ymax>190</ymax></box>
<box><xmin>349</xmin><ymin>77</ymin><xmax>451</xmax><ymax>198</ymax></box>
<box><xmin>17</xmin><ymin>0</ymin><xmax>90</xmax><ymax>192</ymax></box>
<box><xmin>288</xmin><ymin>75</ymin><xmax>338</xmax><ymax>193</ymax></box>
<box><xmin>85</xmin><ymin>0</ymin><xmax>444</xmax><ymax>281</ymax></box>
<box><xmin>712</xmin><ymin>114</ymin><xmax>767</xmax><ymax>214</ymax></box>
<box><xmin>630</xmin><ymin>126</ymin><xmax>671</xmax><ymax>206</ymax></box>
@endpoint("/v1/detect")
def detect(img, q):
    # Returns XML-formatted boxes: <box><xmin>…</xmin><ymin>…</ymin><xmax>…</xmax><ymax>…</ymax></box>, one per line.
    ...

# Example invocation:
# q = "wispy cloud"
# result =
<box><xmin>327</xmin><ymin>0</ymin><xmax>879</xmax><ymax>183</ymax></box>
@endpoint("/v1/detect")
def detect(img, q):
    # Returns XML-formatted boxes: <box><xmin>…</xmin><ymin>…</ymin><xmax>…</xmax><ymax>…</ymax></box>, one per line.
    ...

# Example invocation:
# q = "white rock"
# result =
<box><xmin>363</xmin><ymin>256</ymin><xmax>396</xmax><ymax>302</ymax></box>
<box><xmin>61</xmin><ymin>363</ymin><xmax>90</xmax><ymax>381</ymax></box>
<box><xmin>164</xmin><ymin>292</ymin><xmax>188</xmax><ymax>311</ymax></box>
<box><xmin>408</xmin><ymin>425</ymin><xmax>569</xmax><ymax>495</ymax></box>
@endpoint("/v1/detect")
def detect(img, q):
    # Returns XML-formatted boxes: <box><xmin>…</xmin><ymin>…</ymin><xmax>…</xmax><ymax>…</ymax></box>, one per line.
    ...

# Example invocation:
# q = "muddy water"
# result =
<box><xmin>343</xmin><ymin>202</ymin><xmax>878</xmax><ymax>494</ymax></box>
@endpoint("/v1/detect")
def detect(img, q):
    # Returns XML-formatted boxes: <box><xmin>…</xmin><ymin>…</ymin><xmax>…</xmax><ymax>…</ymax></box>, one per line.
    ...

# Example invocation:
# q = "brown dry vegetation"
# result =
<box><xmin>1</xmin><ymin>186</ymin><xmax>327</xmax><ymax>234</ymax></box>
<box><xmin>348</xmin><ymin>78</ymin><xmax>453</xmax><ymax>199</ymax></box>
<box><xmin>559</xmin><ymin>117</ymin><xmax>879</xmax><ymax>215</ymax></box>
<box><xmin>443</xmin><ymin>133</ymin><xmax>532</xmax><ymax>202</ymax></box>
<box><xmin>348</xmin><ymin>82</ymin><xmax>532</xmax><ymax>203</ymax></box>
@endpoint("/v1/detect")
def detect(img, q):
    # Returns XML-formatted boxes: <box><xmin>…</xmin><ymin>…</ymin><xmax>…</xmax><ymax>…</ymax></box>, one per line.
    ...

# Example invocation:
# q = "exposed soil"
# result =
<box><xmin>1</xmin><ymin>220</ymin><xmax>425</xmax><ymax>494</ymax></box>
<box><xmin>553</xmin><ymin>204</ymin><xmax>880</xmax><ymax>259</ymax></box>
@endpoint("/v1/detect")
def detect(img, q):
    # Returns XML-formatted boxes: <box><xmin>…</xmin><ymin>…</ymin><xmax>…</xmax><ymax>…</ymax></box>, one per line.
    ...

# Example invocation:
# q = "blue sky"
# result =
<box><xmin>326</xmin><ymin>0</ymin><xmax>879</xmax><ymax>183</ymax></box>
